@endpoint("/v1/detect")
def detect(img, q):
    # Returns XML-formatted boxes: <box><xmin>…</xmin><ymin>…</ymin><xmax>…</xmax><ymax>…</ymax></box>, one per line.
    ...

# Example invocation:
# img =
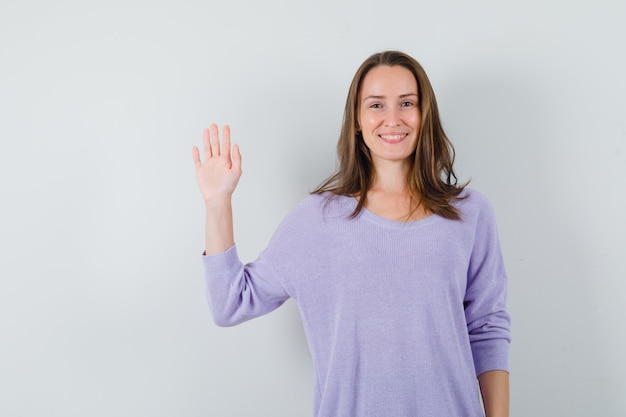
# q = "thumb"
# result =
<box><xmin>192</xmin><ymin>146</ymin><xmax>202</xmax><ymax>168</ymax></box>
<box><xmin>231</xmin><ymin>144</ymin><xmax>242</xmax><ymax>171</ymax></box>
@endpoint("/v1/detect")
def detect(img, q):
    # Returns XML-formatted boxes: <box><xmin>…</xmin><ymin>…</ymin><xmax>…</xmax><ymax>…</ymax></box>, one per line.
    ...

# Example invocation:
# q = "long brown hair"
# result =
<box><xmin>312</xmin><ymin>50</ymin><xmax>467</xmax><ymax>220</ymax></box>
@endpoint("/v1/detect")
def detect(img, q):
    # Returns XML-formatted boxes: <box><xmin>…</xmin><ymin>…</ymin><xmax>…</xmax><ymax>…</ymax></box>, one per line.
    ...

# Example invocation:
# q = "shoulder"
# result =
<box><xmin>270</xmin><ymin>193</ymin><xmax>354</xmax><ymax>238</ymax></box>
<box><xmin>286</xmin><ymin>192</ymin><xmax>355</xmax><ymax>221</ymax></box>
<box><xmin>453</xmin><ymin>188</ymin><xmax>497</xmax><ymax>224</ymax></box>
<box><xmin>264</xmin><ymin>193</ymin><xmax>354</xmax><ymax>256</ymax></box>
<box><xmin>456</xmin><ymin>188</ymin><xmax>492</xmax><ymax>208</ymax></box>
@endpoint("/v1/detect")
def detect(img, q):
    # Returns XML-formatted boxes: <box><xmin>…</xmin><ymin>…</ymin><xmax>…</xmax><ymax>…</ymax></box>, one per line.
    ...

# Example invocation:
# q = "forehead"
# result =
<box><xmin>360</xmin><ymin>65</ymin><xmax>418</xmax><ymax>98</ymax></box>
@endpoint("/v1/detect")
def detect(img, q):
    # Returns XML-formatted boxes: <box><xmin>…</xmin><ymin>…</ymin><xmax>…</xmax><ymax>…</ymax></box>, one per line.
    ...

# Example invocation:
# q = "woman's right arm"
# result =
<box><xmin>192</xmin><ymin>124</ymin><xmax>242</xmax><ymax>255</ymax></box>
<box><xmin>193</xmin><ymin>126</ymin><xmax>289</xmax><ymax>326</ymax></box>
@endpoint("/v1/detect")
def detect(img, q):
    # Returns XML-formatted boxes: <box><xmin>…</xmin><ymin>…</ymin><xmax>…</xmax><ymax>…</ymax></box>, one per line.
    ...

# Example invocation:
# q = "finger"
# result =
<box><xmin>221</xmin><ymin>125</ymin><xmax>231</xmax><ymax>162</ymax></box>
<box><xmin>209</xmin><ymin>123</ymin><xmax>220</xmax><ymax>157</ymax></box>
<box><xmin>231</xmin><ymin>143</ymin><xmax>242</xmax><ymax>172</ymax></box>
<box><xmin>203</xmin><ymin>128</ymin><xmax>211</xmax><ymax>158</ymax></box>
<box><xmin>192</xmin><ymin>146</ymin><xmax>202</xmax><ymax>167</ymax></box>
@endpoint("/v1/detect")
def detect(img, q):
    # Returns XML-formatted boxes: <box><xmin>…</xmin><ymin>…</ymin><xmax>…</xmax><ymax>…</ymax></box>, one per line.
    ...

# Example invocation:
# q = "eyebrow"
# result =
<box><xmin>362</xmin><ymin>93</ymin><xmax>418</xmax><ymax>101</ymax></box>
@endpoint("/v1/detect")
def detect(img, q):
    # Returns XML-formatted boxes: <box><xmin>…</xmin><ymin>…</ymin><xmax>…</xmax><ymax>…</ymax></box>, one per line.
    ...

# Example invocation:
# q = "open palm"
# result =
<box><xmin>192</xmin><ymin>124</ymin><xmax>242</xmax><ymax>201</ymax></box>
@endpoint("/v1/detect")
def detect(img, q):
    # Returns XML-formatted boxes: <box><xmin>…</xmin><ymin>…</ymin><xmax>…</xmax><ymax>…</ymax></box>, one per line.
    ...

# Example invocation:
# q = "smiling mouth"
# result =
<box><xmin>379</xmin><ymin>134</ymin><xmax>407</xmax><ymax>143</ymax></box>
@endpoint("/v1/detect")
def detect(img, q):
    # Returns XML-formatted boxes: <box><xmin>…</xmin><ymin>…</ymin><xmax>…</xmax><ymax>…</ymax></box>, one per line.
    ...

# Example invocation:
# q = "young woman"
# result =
<box><xmin>192</xmin><ymin>50</ymin><xmax>511</xmax><ymax>417</ymax></box>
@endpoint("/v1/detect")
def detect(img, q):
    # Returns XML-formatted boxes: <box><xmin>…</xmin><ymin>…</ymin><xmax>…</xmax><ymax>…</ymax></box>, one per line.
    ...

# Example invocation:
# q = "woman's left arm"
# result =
<box><xmin>464</xmin><ymin>193</ymin><xmax>511</xmax><ymax>416</ymax></box>
<box><xmin>478</xmin><ymin>370</ymin><xmax>509</xmax><ymax>417</ymax></box>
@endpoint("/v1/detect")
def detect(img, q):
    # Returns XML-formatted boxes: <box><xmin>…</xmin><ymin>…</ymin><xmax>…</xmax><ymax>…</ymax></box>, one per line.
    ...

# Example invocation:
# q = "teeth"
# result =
<box><xmin>380</xmin><ymin>134</ymin><xmax>404</xmax><ymax>140</ymax></box>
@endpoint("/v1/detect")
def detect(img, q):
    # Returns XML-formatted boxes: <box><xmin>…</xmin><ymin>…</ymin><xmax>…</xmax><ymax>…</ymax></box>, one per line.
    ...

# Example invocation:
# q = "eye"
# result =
<box><xmin>401</xmin><ymin>101</ymin><xmax>414</xmax><ymax>107</ymax></box>
<box><xmin>369</xmin><ymin>103</ymin><xmax>382</xmax><ymax>109</ymax></box>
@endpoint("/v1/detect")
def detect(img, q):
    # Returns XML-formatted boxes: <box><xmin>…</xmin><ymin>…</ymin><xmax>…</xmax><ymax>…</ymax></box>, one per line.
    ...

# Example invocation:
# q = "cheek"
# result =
<box><xmin>361</xmin><ymin>132</ymin><xmax>375</xmax><ymax>148</ymax></box>
<box><xmin>359</xmin><ymin>112</ymin><xmax>381</xmax><ymax>130</ymax></box>
<box><xmin>407</xmin><ymin>110</ymin><xmax>421</xmax><ymax>129</ymax></box>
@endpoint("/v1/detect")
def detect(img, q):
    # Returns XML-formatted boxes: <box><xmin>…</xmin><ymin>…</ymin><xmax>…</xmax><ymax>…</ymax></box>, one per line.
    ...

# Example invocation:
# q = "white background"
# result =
<box><xmin>1</xmin><ymin>0</ymin><xmax>625</xmax><ymax>416</ymax></box>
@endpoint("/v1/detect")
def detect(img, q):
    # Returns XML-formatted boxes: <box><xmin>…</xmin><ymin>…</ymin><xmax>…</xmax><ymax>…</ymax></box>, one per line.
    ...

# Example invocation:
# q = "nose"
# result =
<box><xmin>384</xmin><ymin>106</ymin><xmax>400</xmax><ymax>126</ymax></box>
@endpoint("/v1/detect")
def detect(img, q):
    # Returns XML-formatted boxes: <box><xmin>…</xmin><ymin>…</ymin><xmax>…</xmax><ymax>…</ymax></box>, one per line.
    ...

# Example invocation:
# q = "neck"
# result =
<box><xmin>364</xmin><ymin>171</ymin><xmax>430</xmax><ymax>222</ymax></box>
<box><xmin>370</xmin><ymin>159</ymin><xmax>411</xmax><ymax>194</ymax></box>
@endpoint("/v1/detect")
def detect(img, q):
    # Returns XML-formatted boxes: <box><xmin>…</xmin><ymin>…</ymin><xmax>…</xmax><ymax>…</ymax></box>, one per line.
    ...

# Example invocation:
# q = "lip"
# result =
<box><xmin>378</xmin><ymin>133</ymin><xmax>408</xmax><ymax>144</ymax></box>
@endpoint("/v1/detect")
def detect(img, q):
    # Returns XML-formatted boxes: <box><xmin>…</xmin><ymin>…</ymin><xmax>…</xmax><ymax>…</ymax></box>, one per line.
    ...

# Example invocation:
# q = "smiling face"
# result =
<box><xmin>358</xmin><ymin>65</ymin><xmax>421</xmax><ymax>170</ymax></box>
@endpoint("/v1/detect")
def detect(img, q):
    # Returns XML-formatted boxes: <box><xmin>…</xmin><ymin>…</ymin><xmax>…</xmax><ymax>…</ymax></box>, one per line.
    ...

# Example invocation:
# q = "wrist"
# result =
<box><xmin>203</xmin><ymin>192</ymin><xmax>233</xmax><ymax>208</ymax></box>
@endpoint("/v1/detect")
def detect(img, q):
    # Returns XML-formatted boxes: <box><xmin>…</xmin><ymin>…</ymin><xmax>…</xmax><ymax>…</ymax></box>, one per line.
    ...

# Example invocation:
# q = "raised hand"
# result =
<box><xmin>192</xmin><ymin>124</ymin><xmax>242</xmax><ymax>202</ymax></box>
<box><xmin>192</xmin><ymin>124</ymin><xmax>242</xmax><ymax>254</ymax></box>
